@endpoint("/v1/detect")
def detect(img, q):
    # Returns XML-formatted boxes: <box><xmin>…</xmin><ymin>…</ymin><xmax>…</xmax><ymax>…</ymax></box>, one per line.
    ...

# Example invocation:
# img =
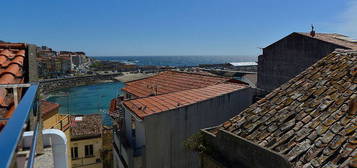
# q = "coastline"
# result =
<box><xmin>41</xmin><ymin>72</ymin><xmax>154</xmax><ymax>96</ymax></box>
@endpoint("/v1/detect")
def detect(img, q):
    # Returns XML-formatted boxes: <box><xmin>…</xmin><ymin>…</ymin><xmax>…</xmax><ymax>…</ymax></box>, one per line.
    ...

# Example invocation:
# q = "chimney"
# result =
<box><xmin>310</xmin><ymin>24</ymin><xmax>315</xmax><ymax>37</ymax></box>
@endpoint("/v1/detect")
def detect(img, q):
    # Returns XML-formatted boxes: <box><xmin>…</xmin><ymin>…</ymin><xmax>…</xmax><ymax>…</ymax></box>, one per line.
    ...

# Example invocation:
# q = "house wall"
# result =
<box><xmin>42</xmin><ymin>112</ymin><xmax>60</xmax><ymax>129</ymax></box>
<box><xmin>124</xmin><ymin>110</ymin><xmax>133</xmax><ymax>146</ymax></box>
<box><xmin>257</xmin><ymin>33</ymin><xmax>348</xmax><ymax>92</ymax></box>
<box><xmin>71</xmin><ymin>137</ymin><xmax>103</xmax><ymax>168</ymax></box>
<box><xmin>43</xmin><ymin>112</ymin><xmax>72</xmax><ymax>168</ymax></box>
<box><xmin>135</xmin><ymin>120</ymin><xmax>145</xmax><ymax>149</ymax></box>
<box><xmin>200</xmin><ymin>130</ymin><xmax>290</xmax><ymax>168</ymax></box>
<box><xmin>143</xmin><ymin>87</ymin><xmax>255</xmax><ymax>168</ymax></box>
<box><xmin>27</xmin><ymin>44</ymin><xmax>39</xmax><ymax>82</ymax></box>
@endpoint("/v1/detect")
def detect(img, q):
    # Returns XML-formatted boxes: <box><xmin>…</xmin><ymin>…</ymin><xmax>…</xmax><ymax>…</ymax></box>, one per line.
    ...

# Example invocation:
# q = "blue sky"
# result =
<box><xmin>1</xmin><ymin>0</ymin><xmax>356</xmax><ymax>56</ymax></box>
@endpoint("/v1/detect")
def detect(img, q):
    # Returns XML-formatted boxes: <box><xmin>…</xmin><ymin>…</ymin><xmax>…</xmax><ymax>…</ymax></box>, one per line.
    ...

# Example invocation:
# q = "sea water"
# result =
<box><xmin>92</xmin><ymin>55</ymin><xmax>257</xmax><ymax>67</ymax></box>
<box><xmin>46</xmin><ymin>82</ymin><xmax>124</xmax><ymax>126</ymax></box>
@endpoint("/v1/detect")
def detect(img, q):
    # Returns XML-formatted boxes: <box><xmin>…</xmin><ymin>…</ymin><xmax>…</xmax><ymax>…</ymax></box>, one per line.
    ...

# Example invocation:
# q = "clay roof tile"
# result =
<box><xmin>123</xmin><ymin>83</ymin><xmax>247</xmax><ymax>119</ymax></box>
<box><xmin>122</xmin><ymin>71</ymin><xmax>246</xmax><ymax>98</ymax></box>
<box><xmin>0</xmin><ymin>43</ymin><xmax>27</xmax><ymax>132</ymax></box>
<box><xmin>214</xmin><ymin>49</ymin><xmax>357</xmax><ymax>168</ymax></box>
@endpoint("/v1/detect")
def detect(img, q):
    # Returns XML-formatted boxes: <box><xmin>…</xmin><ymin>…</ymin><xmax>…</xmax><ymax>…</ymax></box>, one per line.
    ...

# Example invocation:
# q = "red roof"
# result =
<box><xmin>123</xmin><ymin>83</ymin><xmax>247</xmax><ymax>119</ymax></box>
<box><xmin>122</xmin><ymin>71</ymin><xmax>241</xmax><ymax>97</ymax></box>
<box><xmin>0</xmin><ymin>43</ymin><xmax>27</xmax><ymax>130</ymax></box>
<box><xmin>40</xmin><ymin>100</ymin><xmax>60</xmax><ymax>117</ymax></box>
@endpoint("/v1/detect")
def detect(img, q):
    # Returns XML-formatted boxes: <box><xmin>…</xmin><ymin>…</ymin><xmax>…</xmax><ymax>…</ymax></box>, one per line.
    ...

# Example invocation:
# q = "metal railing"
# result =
<box><xmin>51</xmin><ymin>114</ymin><xmax>71</xmax><ymax>131</ymax></box>
<box><xmin>0</xmin><ymin>84</ymin><xmax>39</xmax><ymax>168</ymax></box>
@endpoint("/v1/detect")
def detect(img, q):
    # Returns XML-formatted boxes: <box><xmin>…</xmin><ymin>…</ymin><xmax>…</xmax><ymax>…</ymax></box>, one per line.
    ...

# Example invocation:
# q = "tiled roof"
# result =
<box><xmin>123</xmin><ymin>83</ymin><xmax>247</xmax><ymax>119</ymax></box>
<box><xmin>39</xmin><ymin>100</ymin><xmax>60</xmax><ymax>117</ymax></box>
<box><xmin>297</xmin><ymin>33</ymin><xmax>357</xmax><ymax>50</ymax></box>
<box><xmin>109</xmin><ymin>98</ymin><xmax>120</xmax><ymax>119</ymax></box>
<box><xmin>0</xmin><ymin>43</ymin><xmax>27</xmax><ymax>131</ymax></box>
<box><xmin>70</xmin><ymin>114</ymin><xmax>102</xmax><ymax>138</ymax></box>
<box><xmin>122</xmin><ymin>71</ymin><xmax>240</xmax><ymax>98</ymax></box>
<box><xmin>214</xmin><ymin>49</ymin><xmax>357</xmax><ymax>168</ymax></box>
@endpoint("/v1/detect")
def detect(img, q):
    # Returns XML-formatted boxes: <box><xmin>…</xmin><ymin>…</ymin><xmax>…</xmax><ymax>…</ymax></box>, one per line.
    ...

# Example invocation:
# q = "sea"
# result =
<box><xmin>47</xmin><ymin>56</ymin><xmax>257</xmax><ymax>125</ymax></box>
<box><xmin>92</xmin><ymin>55</ymin><xmax>257</xmax><ymax>67</ymax></box>
<box><xmin>46</xmin><ymin>82</ymin><xmax>124</xmax><ymax>126</ymax></box>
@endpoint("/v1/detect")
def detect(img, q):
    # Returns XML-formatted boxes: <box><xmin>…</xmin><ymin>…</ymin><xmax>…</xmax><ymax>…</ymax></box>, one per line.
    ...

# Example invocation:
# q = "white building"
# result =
<box><xmin>110</xmin><ymin>71</ymin><xmax>255</xmax><ymax>168</ymax></box>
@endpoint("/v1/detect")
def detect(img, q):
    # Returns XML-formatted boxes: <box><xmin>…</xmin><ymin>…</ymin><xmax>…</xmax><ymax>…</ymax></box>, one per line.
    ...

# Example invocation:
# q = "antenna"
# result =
<box><xmin>310</xmin><ymin>24</ymin><xmax>315</xmax><ymax>37</ymax></box>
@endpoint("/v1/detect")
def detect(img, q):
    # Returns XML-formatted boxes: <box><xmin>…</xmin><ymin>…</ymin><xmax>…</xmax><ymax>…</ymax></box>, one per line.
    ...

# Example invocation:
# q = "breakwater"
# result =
<box><xmin>39</xmin><ymin>73</ymin><xmax>122</xmax><ymax>93</ymax></box>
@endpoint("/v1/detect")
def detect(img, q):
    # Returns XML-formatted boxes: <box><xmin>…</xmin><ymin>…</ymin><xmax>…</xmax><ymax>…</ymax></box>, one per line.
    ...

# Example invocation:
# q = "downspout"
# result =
<box><xmin>23</xmin><ymin>129</ymin><xmax>68</xmax><ymax>168</ymax></box>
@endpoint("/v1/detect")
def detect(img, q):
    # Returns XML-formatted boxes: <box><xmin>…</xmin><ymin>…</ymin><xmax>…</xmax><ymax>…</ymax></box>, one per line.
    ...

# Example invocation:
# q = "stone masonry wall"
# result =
<box><xmin>39</xmin><ymin>73</ymin><xmax>121</xmax><ymax>93</ymax></box>
<box><xmin>257</xmin><ymin>33</ymin><xmax>349</xmax><ymax>92</ymax></box>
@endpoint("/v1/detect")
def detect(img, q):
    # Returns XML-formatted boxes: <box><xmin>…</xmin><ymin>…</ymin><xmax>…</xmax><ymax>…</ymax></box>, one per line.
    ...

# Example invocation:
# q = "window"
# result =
<box><xmin>71</xmin><ymin>147</ymin><xmax>78</xmax><ymax>159</ymax></box>
<box><xmin>85</xmin><ymin>144</ymin><xmax>94</xmax><ymax>157</ymax></box>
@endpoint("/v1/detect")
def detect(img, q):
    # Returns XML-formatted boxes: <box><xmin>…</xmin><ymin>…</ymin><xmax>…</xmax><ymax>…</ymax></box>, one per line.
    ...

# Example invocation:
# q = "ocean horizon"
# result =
<box><xmin>92</xmin><ymin>55</ymin><xmax>257</xmax><ymax>67</ymax></box>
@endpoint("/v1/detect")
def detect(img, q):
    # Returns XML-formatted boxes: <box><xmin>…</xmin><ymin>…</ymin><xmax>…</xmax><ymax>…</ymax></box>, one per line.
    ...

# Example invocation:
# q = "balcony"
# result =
<box><xmin>51</xmin><ymin>114</ymin><xmax>71</xmax><ymax>132</ymax></box>
<box><xmin>0</xmin><ymin>83</ymin><xmax>69</xmax><ymax>168</ymax></box>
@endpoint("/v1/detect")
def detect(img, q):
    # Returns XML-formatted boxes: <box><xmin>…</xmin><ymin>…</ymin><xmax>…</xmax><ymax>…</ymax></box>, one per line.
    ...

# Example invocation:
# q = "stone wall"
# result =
<box><xmin>257</xmin><ymin>33</ymin><xmax>349</xmax><ymax>92</ymax></box>
<box><xmin>27</xmin><ymin>44</ymin><xmax>39</xmax><ymax>82</ymax></box>
<box><xmin>201</xmin><ymin>129</ymin><xmax>290</xmax><ymax>168</ymax></box>
<box><xmin>39</xmin><ymin>73</ymin><xmax>121</xmax><ymax>93</ymax></box>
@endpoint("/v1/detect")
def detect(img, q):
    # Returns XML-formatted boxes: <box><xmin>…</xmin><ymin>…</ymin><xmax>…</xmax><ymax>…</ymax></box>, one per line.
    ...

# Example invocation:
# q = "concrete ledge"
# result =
<box><xmin>201</xmin><ymin>129</ymin><xmax>291</xmax><ymax>168</ymax></box>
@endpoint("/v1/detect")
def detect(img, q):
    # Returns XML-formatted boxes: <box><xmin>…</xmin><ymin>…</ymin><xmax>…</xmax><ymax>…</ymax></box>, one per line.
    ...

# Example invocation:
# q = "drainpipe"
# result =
<box><xmin>22</xmin><ymin>129</ymin><xmax>68</xmax><ymax>168</ymax></box>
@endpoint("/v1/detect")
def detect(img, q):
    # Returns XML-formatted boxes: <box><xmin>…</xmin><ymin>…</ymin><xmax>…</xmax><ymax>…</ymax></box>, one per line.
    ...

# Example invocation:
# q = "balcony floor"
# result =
<box><xmin>24</xmin><ymin>147</ymin><xmax>54</xmax><ymax>168</ymax></box>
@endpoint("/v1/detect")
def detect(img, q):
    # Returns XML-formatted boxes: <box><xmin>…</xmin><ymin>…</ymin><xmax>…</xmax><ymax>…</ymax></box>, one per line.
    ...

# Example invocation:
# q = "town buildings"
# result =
<box><xmin>257</xmin><ymin>32</ymin><xmax>357</xmax><ymax>92</ymax></box>
<box><xmin>37</xmin><ymin>49</ymin><xmax>91</xmax><ymax>79</ymax></box>
<box><xmin>38</xmin><ymin>56</ymin><xmax>72</xmax><ymax>78</ymax></box>
<box><xmin>110</xmin><ymin>71</ymin><xmax>254</xmax><ymax>168</ymax></box>
<box><xmin>70</xmin><ymin>114</ymin><xmax>103</xmax><ymax>168</ymax></box>
<box><xmin>198</xmin><ymin>49</ymin><xmax>357</xmax><ymax>168</ymax></box>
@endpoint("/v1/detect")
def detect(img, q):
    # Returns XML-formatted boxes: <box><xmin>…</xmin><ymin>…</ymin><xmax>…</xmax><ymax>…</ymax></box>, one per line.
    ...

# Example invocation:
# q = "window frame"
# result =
<box><xmin>71</xmin><ymin>147</ymin><xmax>78</xmax><ymax>160</ymax></box>
<box><xmin>84</xmin><ymin>144</ymin><xmax>94</xmax><ymax>158</ymax></box>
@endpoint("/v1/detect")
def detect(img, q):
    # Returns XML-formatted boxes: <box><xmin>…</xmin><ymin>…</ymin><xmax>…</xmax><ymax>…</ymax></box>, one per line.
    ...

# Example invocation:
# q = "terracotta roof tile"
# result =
<box><xmin>0</xmin><ymin>43</ymin><xmax>27</xmax><ymax>132</ymax></box>
<box><xmin>39</xmin><ymin>100</ymin><xmax>60</xmax><ymax>117</ymax></box>
<box><xmin>123</xmin><ymin>83</ymin><xmax>247</xmax><ymax>119</ymax></box>
<box><xmin>122</xmin><ymin>71</ymin><xmax>244</xmax><ymax>97</ymax></box>
<box><xmin>214</xmin><ymin>49</ymin><xmax>357</xmax><ymax>168</ymax></box>
<box><xmin>70</xmin><ymin>114</ymin><xmax>102</xmax><ymax>138</ymax></box>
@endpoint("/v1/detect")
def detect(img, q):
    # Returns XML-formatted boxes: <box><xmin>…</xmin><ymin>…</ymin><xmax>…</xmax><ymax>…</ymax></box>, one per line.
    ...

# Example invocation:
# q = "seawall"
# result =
<box><xmin>39</xmin><ymin>73</ymin><xmax>122</xmax><ymax>94</ymax></box>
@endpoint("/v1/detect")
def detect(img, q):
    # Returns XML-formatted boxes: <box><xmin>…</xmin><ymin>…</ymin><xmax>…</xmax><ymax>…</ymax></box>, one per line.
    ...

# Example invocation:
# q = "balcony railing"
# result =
<box><xmin>51</xmin><ymin>114</ymin><xmax>71</xmax><ymax>131</ymax></box>
<box><xmin>0</xmin><ymin>84</ymin><xmax>39</xmax><ymax>168</ymax></box>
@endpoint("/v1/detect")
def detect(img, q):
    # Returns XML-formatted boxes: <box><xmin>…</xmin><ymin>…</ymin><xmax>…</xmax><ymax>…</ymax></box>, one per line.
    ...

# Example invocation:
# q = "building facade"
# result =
<box><xmin>70</xmin><ymin>114</ymin><xmax>103</xmax><ymax>168</ymax></box>
<box><xmin>257</xmin><ymin>32</ymin><xmax>357</xmax><ymax>92</ymax></box>
<box><xmin>110</xmin><ymin>71</ymin><xmax>254</xmax><ymax>168</ymax></box>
